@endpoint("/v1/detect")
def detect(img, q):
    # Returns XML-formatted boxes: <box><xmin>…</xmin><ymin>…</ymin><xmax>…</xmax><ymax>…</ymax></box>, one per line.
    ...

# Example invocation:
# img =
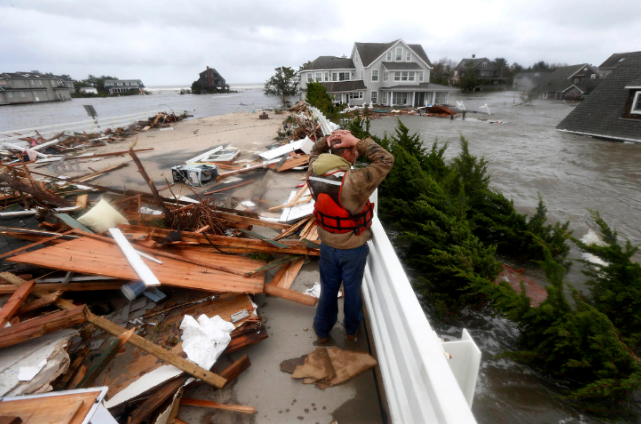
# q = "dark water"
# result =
<box><xmin>0</xmin><ymin>85</ymin><xmax>287</xmax><ymax>132</ymax></box>
<box><xmin>370</xmin><ymin>91</ymin><xmax>641</xmax><ymax>424</ymax></box>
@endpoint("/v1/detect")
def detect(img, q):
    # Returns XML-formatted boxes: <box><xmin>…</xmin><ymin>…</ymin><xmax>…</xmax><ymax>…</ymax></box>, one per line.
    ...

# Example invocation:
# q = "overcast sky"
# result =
<box><xmin>1</xmin><ymin>0</ymin><xmax>640</xmax><ymax>86</ymax></box>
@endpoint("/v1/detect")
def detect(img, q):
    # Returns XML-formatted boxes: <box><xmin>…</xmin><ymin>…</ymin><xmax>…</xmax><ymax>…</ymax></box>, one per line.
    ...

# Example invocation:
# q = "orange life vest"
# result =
<box><xmin>307</xmin><ymin>171</ymin><xmax>374</xmax><ymax>235</ymax></box>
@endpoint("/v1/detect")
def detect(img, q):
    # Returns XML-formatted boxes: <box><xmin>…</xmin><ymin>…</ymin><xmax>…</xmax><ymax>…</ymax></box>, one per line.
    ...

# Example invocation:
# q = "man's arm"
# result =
<box><xmin>342</xmin><ymin>137</ymin><xmax>394</xmax><ymax>212</ymax></box>
<box><xmin>306</xmin><ymin>135</ymin><xmax>330</xmax><ymax>177</ymax></box>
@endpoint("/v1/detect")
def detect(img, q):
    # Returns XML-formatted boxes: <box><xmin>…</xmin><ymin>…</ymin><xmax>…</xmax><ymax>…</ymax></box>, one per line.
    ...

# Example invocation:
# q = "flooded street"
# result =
<box><xmin>2</xmin><ymin>88</ymin><xmax>640</xmax><ymax>422</ymax></box>
<box><xmin>370</xmin><ymin>91</ymin><xmax>641</xmax><ymax>424</ymax></box>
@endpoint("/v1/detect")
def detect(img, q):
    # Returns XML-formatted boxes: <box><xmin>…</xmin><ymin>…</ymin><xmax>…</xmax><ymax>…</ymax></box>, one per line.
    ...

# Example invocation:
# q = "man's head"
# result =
<box><xmin>330</xmin><ymin>138</ymin><xmax>358</xmax><ymax>164</ymax></box>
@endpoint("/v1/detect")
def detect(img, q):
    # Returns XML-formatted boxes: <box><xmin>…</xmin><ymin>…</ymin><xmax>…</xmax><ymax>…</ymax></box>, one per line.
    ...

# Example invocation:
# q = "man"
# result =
<box><xmin>307</xmin><ymin>129</ymin><xmax>394</xmax><ymax>342</ymax></box>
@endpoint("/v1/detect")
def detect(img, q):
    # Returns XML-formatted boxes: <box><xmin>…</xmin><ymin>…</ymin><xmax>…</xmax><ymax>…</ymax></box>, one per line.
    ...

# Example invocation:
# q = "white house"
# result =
<box><xmin>300</xmin><ymin>40</ymin><xmax>456</xmax><ymax>107</ymax></box>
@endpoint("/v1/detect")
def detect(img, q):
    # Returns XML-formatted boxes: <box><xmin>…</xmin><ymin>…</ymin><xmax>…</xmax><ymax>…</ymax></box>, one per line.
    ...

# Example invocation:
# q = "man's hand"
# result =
<box><xmin>327</xmin><ymin>130</ymin><xmax>359</xmax><ymax>149</ymax></box>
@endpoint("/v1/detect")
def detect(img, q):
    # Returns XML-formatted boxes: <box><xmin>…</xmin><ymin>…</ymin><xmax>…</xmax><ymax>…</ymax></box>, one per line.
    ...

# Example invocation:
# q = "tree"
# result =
<box><xmin>191</xmin><ymin>80</ymin><xmax>203</xmax><ymax>94</ymax></box>
<box><xmin>430</xmin><ymin>57</ymin><xmax>457</xmax><ymax>86</ymax></box>
<box><xmin>305</xmin><ymin>82</ymin><xmax>344</xmax><ymax>122</ymax></box>
<box><xmin>511</xmin><ymin>62</ymin><xmax>525</xmax><ymax>75</ymax></box>
<box><xmin>264</xmin><ymin>66</ymin><xmax>298</xmax><ymax>105</ymax></box>
<box><xmin>493</xmin><ymin>58</ymin><xmax>509</xmax><ymax>78</ymax></box>
<box><xmin>76</xmin><ymin>75</ymin><xmax>118</xmax><ymax>95</ymax></box>
<box><xmin>459</xmin><ymin>62</ymin><xmax>479</xmax><ymax>93</ymax></box>
<box><xmin>531</xmin><ymin>61</ymin><xmax>550</xmax><ymax>72</ymax></box>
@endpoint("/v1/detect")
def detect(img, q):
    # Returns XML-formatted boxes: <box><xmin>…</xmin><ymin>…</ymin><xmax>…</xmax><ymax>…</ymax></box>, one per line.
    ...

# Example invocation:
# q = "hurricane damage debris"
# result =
<box><xmin>0</xmin><ymin>112</ymin><xmax>331</xmax><ymax>422</ymax></box>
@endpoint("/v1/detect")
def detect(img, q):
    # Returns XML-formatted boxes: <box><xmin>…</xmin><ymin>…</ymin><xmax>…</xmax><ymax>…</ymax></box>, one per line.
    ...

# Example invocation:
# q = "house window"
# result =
<box><xmin>401</xmin><ymin>72</ymin><xmax>408</xmax><ymax>81</ymax></box>
<box><xmin>482</xmin><ymin>62</ymin><xmax>488</xmax><ymax>67</ymax></box>
<box><xmin>392</xmin><ymin>92</ymin><xmax>408</xmax><ymax>105</ymax></box>
<box><xmin>408</xmin><ymin>72</ymin><xmax>415</xmax><ymax>81</ymax></box>
<box><xmin>632</xmin><ymin>91</ymin><xmax>641</xmax><ymax>114</ymax></box>
<box><xmin>555</xmin><ymin>92</ymin><xmax>562</xmax><ymax>99</ymax></box>
<box><xmin>384</xmin><ymin>71</ymin><xmax>389</xmax><ymax>82</ymax></box>
<box><xmin>395</xmin><ymin>48</ymin><xmax>402</xmax><ymax>61</ymax></box>
<box><xmin>386</xmin><ymin>51</ymin><xmax>392</xmax><ymax>61</ymax></box>
<box><xmin>332</xmin><ymin>73</ymin><xmax>338</xmax><ymax>81</ymax></box>
<box><xmin>307</xmin><ymin>73</ymin><xmax>313</xmax><ymax>82</ymax></box>
<box><xmin>339</xmin><ymin>72</ymin><xmax>350</xmax><ymax>81</ymax></box>
<box><xmin>371</xmin><ymin>91</ymin><xmax>378</xmax><ymax>103</ymax></box>
<box><xmin>315</xmin><ymin>72</ymin><xmax>322</xmax><ymax>82</ymax></box>
<box><xmin>20</xmin><ymin>91</ymin><xmax>25</xmax><ymax>98</ymax></box>
<box><xmin>360</xmin><ymin>71</ymin><xmax>363</xmax><ymax>80</ymax></box>
<box><xmin>7</xmin><ymin>92</ymin><xmax>14</xmax><ymax>99</ymax></box>
<box><xmin>325</xmin><ymin>72</ymin><xmax>329</xmax><ymax>81</ymax></box>
<box><xmin>349</xmin><ymin>92</ymin><xmax>363</xmax><ymax>99</ymax></box>
<box><xmin>394</xmin><ymin>72</ymin><xmax>401</xmax><ymax>81</ymax></box>
<box><xmin>38</xmin><ymin>80</ymin><xmax>43</xmax><ymax>87</ymax></box>
<box><xmin>406</xmin><ymin>52</ymin><xmax>411</xmax><ymax>61</ymax></box>
<box><xmin>418</xmin><ymin>72</ymin><xmax>423</xmax><ymax>82</ymax></box>
<box><xmin>372</xmin><ymin>70</ymin><xmax>379</xmax><ymax>82</ymax></box>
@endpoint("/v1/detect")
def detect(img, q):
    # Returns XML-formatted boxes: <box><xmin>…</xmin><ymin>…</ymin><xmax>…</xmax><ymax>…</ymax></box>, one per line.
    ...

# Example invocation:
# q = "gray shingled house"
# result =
<box><xmin>300</xmin><ymin>40</ymin><xmax>455</xmax><ymax>107</ymax></box>
<box><xmin>199</xmin><ymin>67</ymin><xmax>227</xmax><ymax>92</ymax></box>
<box><xmin>0</xmin><ymin>72</ymin><xmax>73</xmax><ymax>105</ymax></box>
<box><xmin>534</xmin><ymin>64</ymin><xmax>601</xmax><ymax>100</ymax></box>
<box><xmin>598</xmin><ymin>52</ymin><xmax>641</xmax><ymax>78</ymax></box>
<box><xmin>451</xmin><ymin>56</ymin><xmax>508</xmax><ymax>90</ymax></box>
<box><xmin>556</xmin><ymin>56</ymin><xmax>641</xmax><ymax>143</ymax></box>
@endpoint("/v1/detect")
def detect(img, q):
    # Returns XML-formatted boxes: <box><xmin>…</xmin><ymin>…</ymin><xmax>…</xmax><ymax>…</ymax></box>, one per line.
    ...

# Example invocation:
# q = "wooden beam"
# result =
<box><xmin>0</xmin><ymin>282</ymin><xmax>123</xmax><ymax>294</ymax></box>
<box><xmin>268</xmin><ymin>196</ymin><xmax>311</xmax><ymax>212</ymax></box>
<box><xmin>245</xmin><ymin>255</ymin><xmax>300</xmax><ymax>277</ymax></box>
<box><xmin>211</xmin><ymin>210</ymin><xmax>290</xmax><ymax>231</ymax></box>
<box><xmin>180</xmin><ymin>398</ymin><xmax>255</xmax><ymax>415</ymax></box>
<box><xmin>219</xmin><ymin>355</ymin><xmax>251</xmax><ymax>388</ymax></box>
<box><xmin>273</xmin><ymin>216</ymin><xmax>312</xmax><ymax>241</ymax></box>
<box><xmin>0</xmin><ymin>272</ymin><xmax>228</xmax><ymax>390</ymax></box>
<box><xmin>203</xmin><ymin>179</ymin><xmax>254</xmax><ymax>194</ymax></box>
<box><xmin>263</xmin><ymin>284</ymin><xmax>318</xmax><ymax>306</ymax></box>
<box><xmin>129</xmin><ymin>147</ymin><xmax>172</xmax><ymax>222</ymax></box>
<box><xmin>0</xmin><ymin>305</ymin><xmax>87</xmax><ymax>349</ymax></box>
<box><xmin>16</xmin><ymin>290</ymin><xmax>62</xmax><ymax>314</ymax></box>
<box><xmin>0</xmin><ymin>171</ymin><xmax>71</xmax><ymax>207</ymax></box>
<box><xmin>0</xmin><ymin>279</ymin><xmax>35</xmax><ymax>327</ymax></box>
<box><xmin>270</xmin><ymin>258</ymin><xmax>305</xmax><ymax>290</ymax></box>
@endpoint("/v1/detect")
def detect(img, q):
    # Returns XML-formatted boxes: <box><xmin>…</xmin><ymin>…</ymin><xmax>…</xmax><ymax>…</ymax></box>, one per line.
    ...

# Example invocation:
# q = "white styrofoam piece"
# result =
<box><xmin>300</xmin><ymin>136</ymin><xmax>314</xmax><ymax>155</ymax></box>
<box><xmin>186</xmin><ymin>146</ymin><xmax>223</xmax><ymax>164</ymax></box>
<box><xmin>104</xmin><ymin>365</ymin><xmax>183</xmax><ymax>408</ymax></box>
<box><xmin>179</xmin><ymin>314</ymin><xmax>235</xmax><ymax>370</ymax></box>
<box><xmin>108</xmin><ymin>228</ymin><xmax>160</xmax><ymax>287</ymax></box>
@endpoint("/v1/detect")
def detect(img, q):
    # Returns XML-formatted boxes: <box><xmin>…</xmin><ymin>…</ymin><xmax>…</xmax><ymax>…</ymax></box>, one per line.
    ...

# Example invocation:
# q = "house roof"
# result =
<box><xmin>319</xmin><ymin>80</ymin><xmax>366</xmax><ymax>92</ymax></box>
<box><xmin>456</xmin><ymin>58</ymin><xmax>496</xmax><ymax>71</ymax></box>
<box><xmin>599</xmin><ymin>52</ymin><xmax>641</xmax><ymax>70</ymax></box>
<box><xmin>536</xmin><ymin>64</ymin><xmax>591</xmax><ymax>93</ymax></box>
<box><xmin>105</xmin><ymin>79</ymin><xmax>141</xmax><ymax>83</ymax></box>
<box><xmin>0</xmin><ymin>72</ymin><xmax>71</xmax><ymax>81</ymax></box>
<box><xmin>354</xmin><ymin>41</ymin><xmax>432</xmax><ymax>67</ymax></box>
<box><xmin>626</xmin><ymin>76</ymin><xmax>641</xmax><ymax>88</ymax></box>
<box><xmin>556</xmin><ymin>56</ymin><xmax>641</xmax><ymax>142</ymax></box>
<box><xmin>382</xmin><ymin>62</ymin><xmax>423</xmax><ymax>70</ymax></box>
<box><xmin>302</xmin><ymin>56</ymin><xmax>355</xmax><ymax>71</ymax></box>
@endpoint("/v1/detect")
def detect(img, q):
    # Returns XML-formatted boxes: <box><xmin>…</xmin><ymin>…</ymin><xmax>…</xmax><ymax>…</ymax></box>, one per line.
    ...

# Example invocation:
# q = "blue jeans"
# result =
<box><xmin>314</xmin><ymin>242</ymin><xmax>370</xmax><ymax>338</ymax></box>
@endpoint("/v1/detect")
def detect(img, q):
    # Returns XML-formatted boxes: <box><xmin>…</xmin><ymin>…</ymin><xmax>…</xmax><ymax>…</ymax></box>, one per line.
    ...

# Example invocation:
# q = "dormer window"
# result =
<box><xmin>395</xmin><ymin>47</ymin><xmax>402</xmax><ymax>61</ymax></box>
<box><xmin>386</xmin><ymin>51</ymin><xmax>392</xmax><ymax>61</ymax></box>
<box><xmin>482</xmin><ymin>62</ymin><xmax>487</xmax><ymax>67</ymax></box>
<box><xmin>632</xmin><ymin>91</ymin><xmax>641</xmax><ymax>114</ymax></box>
<box><xmin>406</xmin><ymin>52</ymin><xmax>411</xmax><ymax>62</ymax></box>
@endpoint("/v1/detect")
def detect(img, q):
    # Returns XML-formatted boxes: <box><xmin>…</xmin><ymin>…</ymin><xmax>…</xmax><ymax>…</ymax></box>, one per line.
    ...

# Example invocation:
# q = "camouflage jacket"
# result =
<box><xmin>307</xmin><ymin>135</ymin><xmax>394</xmax><ymax>249</ymax></box>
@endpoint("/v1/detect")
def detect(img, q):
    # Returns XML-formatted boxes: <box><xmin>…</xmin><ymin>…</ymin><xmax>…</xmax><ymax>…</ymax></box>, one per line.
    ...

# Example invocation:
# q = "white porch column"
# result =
<box><xmin>411</xmin><ymin>91</ymin><xmax>415</xmax><ymax>107</ymax></box>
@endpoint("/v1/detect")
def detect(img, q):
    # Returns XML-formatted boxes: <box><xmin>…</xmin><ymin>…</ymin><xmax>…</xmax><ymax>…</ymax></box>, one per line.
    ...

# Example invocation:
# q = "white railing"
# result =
<box><xmin>0</xmin><ymin>109</ymin><xmax>186</xmax><ymax>142</ymax></box>
<box><xmin>308</xmin><ymin>105</ymin><xmax>481</xmax><ymax>423</ymax></box>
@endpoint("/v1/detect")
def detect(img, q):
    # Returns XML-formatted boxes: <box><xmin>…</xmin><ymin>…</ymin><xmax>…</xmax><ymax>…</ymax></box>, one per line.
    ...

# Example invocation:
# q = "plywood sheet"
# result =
<box><xmin>8</xmin><ymin>238</ymin><xmax>265</xmax><ymax>294</ymax></box>
<box><xmin>0</xmin><ymin>390</ymin><xmax>100</xmax><ymax>424</ymax></box>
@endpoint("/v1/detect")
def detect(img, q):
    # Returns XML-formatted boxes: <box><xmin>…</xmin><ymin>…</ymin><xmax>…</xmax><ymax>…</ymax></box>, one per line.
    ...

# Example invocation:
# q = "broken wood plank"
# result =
<box><xmin>0</xmin><ymin>279</ymin><xmax>35</xmax><ymax>328</ymax></box>
<box><xmin>59</xmin><ymin>346</ymin><xmax>90</xmax><ymax>385</ymax></box>
<box><xmin>268</xmin><ymin>196</ymin><xmax>311</xmax><ymax>212</ymax></box>
<box><xmin>0</xmin><ymin>272</ymin><xmax>228</xmax><ymax>389</ymax></box>
<box><xmin>203</xmin><ymin>179</ymin><xmax>254</xmax><ymax>194</ymax></box>
<box><xmin>263</xmin><ymin>284</ymin><xmax>318</xmax><ymax>306</ymax></box>
<box><xmin>128</xmin><ymin>376</ymin><xmax>188</xmax><ymax>424</ymax></box>
<box><xmin>0</xmin><ymin>229</ymin><xmax>76</xmax><ymax>261</ymax></box>
<box><xmin>180</xmin><ymin>398</ymin><xmax>255</xmax><ymax>415</ymax></box>
<box><xmin>76</xmin><ymin>148</ymin><xmax>153</xmax><ymax>159</ymax></box>
<box><xmin>109</xmin><ymin>228</ymin><xmax>160</xmax><ymax>287</ymax></box>
<box><xmin>211</xmin><ymin>210</ymin><xmax>289</xmax><ymax>231</ymax></box>
<box><xmin>0</xmin><ymin>171</ymin><xmax>71</xmax><ymax>207</ymax></box>
<box><xmin>245</xmin><ymin>255</ymin><xmax>301</xmax><ymax>277</ymax></box>
<box><xmin>66</xmin><ymin>364</ymin><xmax>87</xmax><ymax>390</ymax></box>
<box><xmin>271</xmin><ymin>258</ymin><xmax>305</xmax><ymax>290</ymax></box>
<box><xmin>235</xmin><ymin>228</ymin><xmax>289</xmax><ymax>248</ymax></box>
<box><xmin>129</xmin><ymin>147</ymin><xmax>173</xmax><ymax>223</ymax></box>
<box><xmin>0</xmin><ymin>305</ymin><xmax>87</xmax><ymax>349</ymax></box>
<box><xmin>219</xmin><ymin>354</ymin><xmax>251</xmax><ymax>388</ymax></box>
<box><xmin>0</xmin><ymin>282</ymin><xmax>124</xmax><ymax>294</ymax></box>
<box><xmin>273</xmin><ymin>216</ymin><xmax>312</xmax><ymax>241</ymax></box>
<box><xmin>78</xmin><ymin>328</ymin><xmax>134</xmax><ymax>388</ymax></box>
<box><xmin>16</xmin><ymin>290</ymin><xmax>62</xmax><ymax>314</ymax></box>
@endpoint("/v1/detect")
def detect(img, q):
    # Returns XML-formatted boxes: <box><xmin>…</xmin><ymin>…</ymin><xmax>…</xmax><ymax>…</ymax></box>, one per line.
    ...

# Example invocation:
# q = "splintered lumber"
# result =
<box><xmin>76</xmin><ymin>162</ymin><xmax>128</xmax><ymax>182</ymax></box>
<box><xmin>181</xmin><ymin>398</ymin><xmax>256</xmax><ymax>415</ymax></box>
<box><xmin>204</xmin><ymin>179</ymin><xmax>254</xmax><ymax>194</ymax></box>
<box><xmin>0</xmin><ymin>279</ymin><xmax>34</xmax><ymax>327</ymax></box>
<box><xmin>129</xmin><ymin>148</ymin><xmax>172</xmax><ymax>222</ymax></box>
<box><xmin>219</xmin><ymin>354</ymin><xmax>251</xmax><ymax>388</ymax></box>
<box><xmin>269</xmin><ymin>196</ymin><xmax>311</xmax><ymax>212</ymax></box>
<box><xmin>273</xmin><ymin>216</ymin><xmax>312</xmax><ymax>241</ymax></box>
<box><xmin>270</xmin><ymin>258</ymin><xmax>306</xmax><ymax>290</ymax></box>
<box><xmin>0</xmin><ymin>282</ymin><xmax>124</xmax><ymax>294</ymax></box>
<box><xmin>128</xmin><ymin>376</ymin><xmax>189</xmax><ymax>424</ymax></box>
<box><xmin>8</xmin><ymin>237</ymin><xmax>265</xmax><ymax>294</ymax></box>
<box><xmin>245</xmin><ymin>255</ymin><xmax>301</xmax><ymax>277</ymax></box>
<box><xmin>0</xmin><ymin>171</ymin><xmax>71</xmax><ymax>207</ymax></box>
<box><xmin>216</xmin><ymin>161</ymin><xmax>274</xmax><ymax>181</ymax></box>
<box><xmin>16</xmin><ymin>290</ymin><xmax>62</xmax><ymax>314</ymax></box>
<box><xmin>67</xmin><ymin>364</ymin><xmax>87</xmax><ymax>390</ymax></box>
<box><xmin>109</xmin><ymin>228</ymin><xmax>160</xmax><ymax>287</ymax></box>
<box><xmin>225</xmin><ymin>321</ymin><xmax>268</xmax><ymax>353</ymax></box>
<box><xmin>117</xmin><ymin>224</ymin><xmax>320</xmax><ymax>256</ymax></box>
<box><xmin>212</xmin><ymin>210</ymin><xmax>290</xmax><ymax>231</ymax></box>
<box><xmin>0</xmin><ymin>305</ymin><xmax>87</xmax><ymax>349</ymax></box>
<box><xmin>0</xmin><ymin>389</ymin><xmax>102</xmax><ymax>424</ymax></box>
<box><xmin>59</xmin><ymin>346</ymin><xmax>90</xmax><ymax>385</ymax></box>
<box><xmin>78</xmin><ymin>328</ymin><xmax>135</xmax><ymax>388</ymax></box>
<box><xmin>77</xmin><ymin>148</ymin><xmax>153</xmax><ymax>159</ymax></box>
<box><xmin>263</xmin><ymin>284</ymin><xmax>318</xmax><ymax>306</ymax></box>
<box><xmin>0</xmin><ymin>229</ymin><xmax>75</xmax><ymax>261</ymax></box>
<box><xmin>235</xmin><ymin>228</ymin><xmax>289</xmax><ymax>248</ymax></box>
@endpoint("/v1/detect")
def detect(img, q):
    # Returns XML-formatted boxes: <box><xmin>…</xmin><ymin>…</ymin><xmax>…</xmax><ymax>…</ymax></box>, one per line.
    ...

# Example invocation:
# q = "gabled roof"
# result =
<box><xmin>556</xmin><ymin>56</ymin><xmax>641</xmax><ymax>142</ymax></box>
<box><xmin>599</xmin><ymin>52</ymin><xmax>641</xmax><ymax>69</ymax></box>
<box><xmin>626</xmin><ymin>76</ymin><xmax>641</xmax><ymax>88</ymax></box>
<box><xmin>318</xmin><ymin>80</ymin><xmax>366</xmax><ymax>92</ymax></box>
<box><xmin>200</xmin><ymin>68</ymin><xmax>223</xmax><ymax>76</ymax></box>
<box><xmin>354</xmin><ymin>41</ymin><xmax>432</xmax><ymax>67</ymax></box>
<box><xmin>536</xmin><ymin>64</ymin><xmax>590</xmax><ymax>93</ymax></box>
<box><xmin>382</xmin><ymin>62</ymin><xmax>423</xmax><ymax>70</ymax></box>
<box><xmin>302</xmin><ymin>56</ymin><xmax>355</xmax><ymax>71</ymax></box>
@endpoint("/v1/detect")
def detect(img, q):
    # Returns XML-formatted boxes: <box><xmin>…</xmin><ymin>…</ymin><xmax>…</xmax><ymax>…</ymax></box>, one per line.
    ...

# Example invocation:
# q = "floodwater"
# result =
<box><xmin>2</xmin><ymin>88</ymin><xmax>640</xmax><ymax>422</ymax></box>
<box><xmin>370</xmin><ymin>91</ymin><xmax>641</xmax><ymax>424</ymax></box>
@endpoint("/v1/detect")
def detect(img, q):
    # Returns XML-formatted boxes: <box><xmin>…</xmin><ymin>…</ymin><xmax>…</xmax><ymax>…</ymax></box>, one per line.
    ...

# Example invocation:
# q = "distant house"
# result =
<box><xmin>513</xmin><ymin>72</ymin><xmax>548</xmax><ymax>92</ymax></box>
<box><xmin>0</xmin><ymin>71</ymin><xmax>73</xmax><ymax>105</ymax></box>
<box><xmin>534</xmin><ymin>64</ymin><xmax>600</xmax><ymax>100</ymax></box>
<box><xmin>598</xmin><ymin>52</ymin><xmax>641</xmax><ymax>78</ymax></box>
<box><xmin>300</xmin><ymin>39</ymin><xmax>456</xmax><ymax>107</ymax></box>
<box><xmin>79</xmin><ymin>87</ymin><xmax>98</xmax><ymax>95</ymax></box>
<box><xmin>556</xmin><ymin>56</ymin><xmax>641</xmax><ymax>143</ymax></box>
<box><xmin>451</xmin><ymin>56</ymin><xmax>508</xmax><ymax>90</ymax></box>
<box><xmin>199</xmin><ymin>67</ymin><xmax>227</xmax><ymax>91</ymax></box>
<box><xmin>104</xmin><ymin>79</ymin><xmax>144</xmax><ymax>95</ymax></box>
